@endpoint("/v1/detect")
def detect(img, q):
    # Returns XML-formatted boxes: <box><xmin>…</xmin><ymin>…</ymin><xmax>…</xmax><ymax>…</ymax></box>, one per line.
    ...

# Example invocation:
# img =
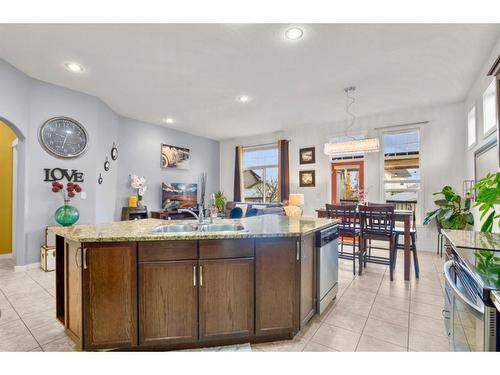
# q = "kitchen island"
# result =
<box><xmin>49</xmin><ymin>215</ymin><xmax>338</xmax><ymax>351</ymax></box>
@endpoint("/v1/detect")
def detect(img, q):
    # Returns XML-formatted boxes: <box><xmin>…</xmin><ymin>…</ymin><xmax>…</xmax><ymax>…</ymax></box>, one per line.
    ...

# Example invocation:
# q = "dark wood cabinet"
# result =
<box><xmin>139</xmin><ymin>260</ymin><xmax>198</xmax><ymax>346</ymax></box>
<box><xmin>82</xmin><ymin>242</ymin><xmax>137</xmax><ymax>350</ymax></box>
<box><xmin>300</xmin><ymin>234</ymin><xmax>315</xmax><ymax>328</ymax></box>
<box><xmin>255</xmin><ymin>238</ymin><xmax>300</xmax><ymax>337</ymax></box>
<box><xmin>199</xmin><ymin>257</ymin><xmax>254</xmax><ymax>341</ymax></box>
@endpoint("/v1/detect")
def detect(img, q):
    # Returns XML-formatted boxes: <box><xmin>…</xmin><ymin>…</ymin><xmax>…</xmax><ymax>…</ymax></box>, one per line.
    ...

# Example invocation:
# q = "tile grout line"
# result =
<box><xmin>353</xmin><ymin>266</ymin><xmax>385</xmax><ymax>352</ymax></box>
<box><xmin>0</xmin><ymin>272</ymin><xmax>44</xmax><ymax>351</ymax></box>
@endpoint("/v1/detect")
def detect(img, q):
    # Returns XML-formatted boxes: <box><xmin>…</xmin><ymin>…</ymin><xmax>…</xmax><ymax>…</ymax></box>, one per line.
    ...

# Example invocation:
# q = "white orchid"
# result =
<box><xmin>130</xmin><ymin>174</ymin><xmax>147</xmax><ymax>198</ymax></box>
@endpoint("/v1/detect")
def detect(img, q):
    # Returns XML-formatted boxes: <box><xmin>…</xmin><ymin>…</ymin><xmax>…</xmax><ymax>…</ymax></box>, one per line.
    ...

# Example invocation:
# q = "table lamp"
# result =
<box><xmin>286</xmin><ymin>193</ymin><xmax>305</xmax><ymax>217</ymax></box>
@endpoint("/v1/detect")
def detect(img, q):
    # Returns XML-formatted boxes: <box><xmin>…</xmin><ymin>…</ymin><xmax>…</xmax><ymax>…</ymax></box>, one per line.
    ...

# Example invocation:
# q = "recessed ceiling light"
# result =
<box><xmin>285</xmin><ymin>27</ymin><xmax>303</xmax><ymax>40</ymax></box>
<box><xmin>65</xmin><ymin>62</ymin><xmax>84</xmax><ymax>73</ymax></box>
<box><xmin>162</xmin><ymin>117</ymin><xmax>174</xmax><ymax>124</ymax></box>
<box><xmin>238</xmin><ymin>95</ymin><xmax>251</xmax><ymax>103</ymax></box>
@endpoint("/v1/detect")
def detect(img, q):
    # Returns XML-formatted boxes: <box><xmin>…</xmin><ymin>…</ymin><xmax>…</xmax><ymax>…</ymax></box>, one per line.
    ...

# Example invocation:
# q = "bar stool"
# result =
<box><xmin>325</xmin><ymin>203</ymin><xmax>359</xmax><ymax>275</ymax></box>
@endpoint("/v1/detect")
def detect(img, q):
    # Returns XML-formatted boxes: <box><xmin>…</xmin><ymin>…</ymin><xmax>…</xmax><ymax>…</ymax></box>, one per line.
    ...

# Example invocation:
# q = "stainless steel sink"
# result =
<box><xmin>151</xmin><ymin>224</ymin><xmax>198</xmax><ymax>233</ymax></box>
<box><xmin>200</xmin><ymin>224</ymin><xmax>246</xmax><ymax>232</ymax></box>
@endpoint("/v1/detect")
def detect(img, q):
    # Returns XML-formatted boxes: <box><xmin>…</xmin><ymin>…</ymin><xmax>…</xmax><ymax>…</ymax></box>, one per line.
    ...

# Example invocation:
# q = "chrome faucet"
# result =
<box><xmin>178</xmin><ymin>204</ymin><xmax>211</xmax><ymax>224</ymax></box>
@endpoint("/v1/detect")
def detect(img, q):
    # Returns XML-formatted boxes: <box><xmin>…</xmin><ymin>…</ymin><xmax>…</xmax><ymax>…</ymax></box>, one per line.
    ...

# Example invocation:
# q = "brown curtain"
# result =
<box><xmin>233</xmin><ymin>145</ymin><xmax>244</xmax><ymax>202</ymax></box>
<box><xmin>278</xmin><ymin>140</ymin><xmax>290</xmax><ymax>202</ymax></box>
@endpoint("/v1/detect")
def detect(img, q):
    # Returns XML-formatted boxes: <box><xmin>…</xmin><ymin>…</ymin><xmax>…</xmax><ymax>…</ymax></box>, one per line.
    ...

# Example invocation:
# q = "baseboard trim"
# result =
<box><xmin>0</xmin><ymin>253</ymin><xmax>13</xmax><ymax>259</ymax></box>
<box><xmin>14</xmin><ymin>262</ymin><xmax>40</xmax><ymax>272</ymax></box>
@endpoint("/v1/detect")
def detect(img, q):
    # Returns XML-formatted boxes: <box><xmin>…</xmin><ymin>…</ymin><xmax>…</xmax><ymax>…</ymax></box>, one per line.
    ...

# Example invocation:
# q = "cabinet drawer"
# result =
<box><xmin>199</xmin><ymin>239</ymin><xmax>254</xmax><ymax>259</ymax></box>
<box><xmin>139</xmin><ymin>241</ymin><xmax>197</xmax><ymax>262</ymax></box>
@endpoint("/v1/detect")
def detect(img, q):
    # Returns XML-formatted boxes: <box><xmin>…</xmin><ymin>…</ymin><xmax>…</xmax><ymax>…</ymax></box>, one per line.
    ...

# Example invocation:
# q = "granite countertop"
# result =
<box><xmin>442</xmin><ymin>229</ymin><xmax>500</xmax><ymax>252</ymax></box>
<box><xmin>443</xmin><ymin>229</ymin><xmax>500</xmax><ymax>291</ymax></box>
<box><xmin>48</xmin><ymin>215</ymin><xmax>339</xmax><ymax>243</ymax></box>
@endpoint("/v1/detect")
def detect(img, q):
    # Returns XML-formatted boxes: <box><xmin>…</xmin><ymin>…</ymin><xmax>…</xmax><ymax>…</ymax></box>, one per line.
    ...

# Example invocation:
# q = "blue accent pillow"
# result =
<box><xmin>245</xmin><ymin>208</ymin><xmax>259</xmax><ymax>217</ymax></box>
<box><xmin>229</xmin><ymin>207</ymin><xmax>243</xmax><ymax>219</ymax></box>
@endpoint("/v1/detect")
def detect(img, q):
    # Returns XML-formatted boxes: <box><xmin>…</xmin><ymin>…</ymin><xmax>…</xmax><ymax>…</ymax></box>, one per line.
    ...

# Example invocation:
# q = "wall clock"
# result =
<box><xmin>104</xmin><ymin>157</ymin><xmax>110</xmax><ymax>171</ymax></box>
<box><xmin>39</xmin><ymin>117</ymin><xmax>88</xmax><ymax>159</ymax></box>
<box><xmin>111</xmin><ymin>142</ymin><xmax>118</xmax><ymax>160</ymax></box>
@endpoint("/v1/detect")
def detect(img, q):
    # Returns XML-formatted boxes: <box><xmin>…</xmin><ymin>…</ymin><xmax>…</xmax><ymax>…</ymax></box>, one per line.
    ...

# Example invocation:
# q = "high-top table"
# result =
<box><xmin>316</xmin><ymin>208</ymin><xmax>414</xmax><ymax>281</ymax></box>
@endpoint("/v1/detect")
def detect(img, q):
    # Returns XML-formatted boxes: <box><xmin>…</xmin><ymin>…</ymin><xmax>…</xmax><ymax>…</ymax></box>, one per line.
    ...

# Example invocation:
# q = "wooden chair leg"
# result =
<box><xmin>352</xmin><ymin>236</ymin><xmax>356</xmax><ymax>275</ymax></box>
<box><xmin>411</xmin><ymin>233</ymin><xmax>419</xmax><ymax>278</ymax></box>
<box><xmin>393</xmin><ymin>234</ymin><xmax>398</xmax><ymax>269</ymax></box>
<box><xmin>358</xmin><ymin>238</ymin><xmax>364</xmax><ymax>276</ymax></box>
<box><xmin>389</xmin><ymin>237</ymin><xmax>395</xmax><ymax>281</ymax></box>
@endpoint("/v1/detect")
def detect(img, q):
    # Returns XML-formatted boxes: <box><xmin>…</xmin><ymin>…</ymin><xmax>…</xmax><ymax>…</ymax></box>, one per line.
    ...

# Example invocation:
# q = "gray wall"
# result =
<box><xmin>115</xmin><ymin>117</ymin><xmax>220</xmax><ymax>217</ymax></box>
<box><xmin>0</xmin><ymin>58</ymin><xmax>220</xmax><ymax>265</ymax></box>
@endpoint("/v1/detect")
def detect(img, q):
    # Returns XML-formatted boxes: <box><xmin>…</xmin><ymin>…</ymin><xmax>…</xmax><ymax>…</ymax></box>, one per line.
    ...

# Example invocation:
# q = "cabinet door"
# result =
<box><xmin>300</xmin><ymin>234</ymin><xmax>315</xmax><ymax>328</ymax></box>
<box><xmin>199</xmin><ymin>258</ymin><xmax>254</xmax><ymax>341</ymax></box>
<box><xmin>64</xmin><ymin>240</ymin><xmax>82</xmax><ymax>346</ymax></box>
<box><xmin>139</xmin><ymin>260</ymin><xmax>198</xmax><ymax>346</ymax></box>
<box><xmin>82</xmin><ymin>243</ymin><xmax>137</xmax><ymax>350</ymax></box>
<box><xmin>255</xmin><ymin>238</ymin><xmax>300</xmax><ymax>337</ymax></box>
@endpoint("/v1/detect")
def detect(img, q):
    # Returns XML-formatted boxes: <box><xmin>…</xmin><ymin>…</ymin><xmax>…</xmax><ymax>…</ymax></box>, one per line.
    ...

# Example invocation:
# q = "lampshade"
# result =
<box><xmin>323</xmin><ymin>137</ymin><xmax>380</xmax><ymax>156</ymax></box>
<box><xmin>288</xmin><ymin>193</ymin><xmax>305</xmax><ymax>206</ymax></box>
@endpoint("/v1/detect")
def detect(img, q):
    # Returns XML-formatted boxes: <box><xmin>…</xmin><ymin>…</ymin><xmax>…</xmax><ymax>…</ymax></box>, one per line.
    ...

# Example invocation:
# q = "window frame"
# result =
<box><xmin>241</xmin><ymin>145</ymin><xmax>279</xmax><ymax>203</ymax></box>
<box><xmin>482</xmin><ymin>78</ymin><xmax>498</xmax><ymax>137</ymax></box>
<box><xmin>379</xmin><ymin>127</ymin><xmax>423</xmax><ymax>225</ymax></box>
<box><xmin>467</xmin><ymin>105</ymin><xmax>477</xmax><ymax>149</ymax></box>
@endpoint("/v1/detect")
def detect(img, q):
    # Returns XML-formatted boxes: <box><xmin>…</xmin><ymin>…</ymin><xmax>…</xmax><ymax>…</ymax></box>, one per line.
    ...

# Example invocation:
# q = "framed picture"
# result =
<box><xmin>161</xmin><ymin>144</ymin><xmax>190</xmax><ymax>170</ymax></box>
<box><xmin>299</xmin><ymin>147</ymin><xmax>315</xmax><ymax>164</ymax></box>
<box><xmin>299</xmin><ymin>170</ymin><xmax>315</xmax><ymax>187</ymax></box>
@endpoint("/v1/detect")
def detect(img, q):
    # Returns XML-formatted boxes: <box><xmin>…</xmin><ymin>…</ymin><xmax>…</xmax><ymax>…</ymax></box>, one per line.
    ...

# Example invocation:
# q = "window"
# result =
<box><xmin>467</xmin><ymin>106</ymin><xmax>476</xmax><ymax>148</ymax></box>
<box><xmin>242</xmin><ymin>145</ymin><xmax>279</xmax><ymax>203</ymax></box>
<box><xmin>383</xmin><ymin>130</ymin><xmax>420</xmax><ymax>218</ymax></box>
<box><xmin>483</xmin><ymin>79</ymin><xmax>498</xmax><ymax>135</ymax></box>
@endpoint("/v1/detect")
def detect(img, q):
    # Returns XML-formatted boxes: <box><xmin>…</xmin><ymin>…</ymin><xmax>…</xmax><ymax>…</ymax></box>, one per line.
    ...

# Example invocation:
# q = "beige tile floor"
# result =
<box><xmin>0</xmin><ymin>250</ymin><xmax>448</xmax><ymax>352</ymax></box>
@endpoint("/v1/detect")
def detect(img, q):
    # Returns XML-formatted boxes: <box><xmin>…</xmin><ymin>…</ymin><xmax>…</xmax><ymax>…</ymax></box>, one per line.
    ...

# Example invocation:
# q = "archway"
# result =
<box><xmin>0</xmin><ymin>116</ymin><xmax>27</xmax><ymax>267</ymax></box>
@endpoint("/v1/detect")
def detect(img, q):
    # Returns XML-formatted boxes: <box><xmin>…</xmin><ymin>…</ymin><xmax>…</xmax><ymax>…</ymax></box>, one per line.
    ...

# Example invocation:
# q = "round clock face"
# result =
<box><xmin>39</xmin><ymin>117</ymin><xmax>88</xmax><ymax>158</ymax></box>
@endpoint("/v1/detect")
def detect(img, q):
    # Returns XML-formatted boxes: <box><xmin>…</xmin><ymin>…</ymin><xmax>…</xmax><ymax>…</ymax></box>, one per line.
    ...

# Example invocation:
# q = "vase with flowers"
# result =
<box><xmin>130</xmin><ymin>174</ymin><xmax>147</xmax><ymax>206</ymax></box>
<box><xmin>51</xmin><ymin>181</ymin><xmax>82</xmax><ymax>226</ymax></box>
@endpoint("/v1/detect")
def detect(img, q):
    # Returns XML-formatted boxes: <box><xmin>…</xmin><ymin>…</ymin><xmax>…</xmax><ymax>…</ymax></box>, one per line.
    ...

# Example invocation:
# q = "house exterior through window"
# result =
<box><xmin>383</xmin><ymin>129</ymin><xmax>420</xmax><ymax>220</ymax></box>
<box><xmin>242</xmin><ymin>145</ymin><xmax>279</xmax><ymax>203</ymax></box>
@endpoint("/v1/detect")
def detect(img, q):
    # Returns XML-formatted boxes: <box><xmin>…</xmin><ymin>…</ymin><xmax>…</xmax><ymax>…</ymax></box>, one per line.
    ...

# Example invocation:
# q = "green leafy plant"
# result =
<box><xmin>473</xmin><ymin>172</ymin><xmax>500</xmax><ymax>232</ymax></box>
<box><xmin>214</xmin><ymin>191</ymin><xmax>227</xmax><ymax>213</ymax></box>
<box><xmin>423</xmin><ymin>186</ymin><xmax>473</xmax><ymax>229</ymax></box>
<box><xmin>475</xmin><ymin>249</ymin><xmax>500</xmax><ymax>287</ymax></box>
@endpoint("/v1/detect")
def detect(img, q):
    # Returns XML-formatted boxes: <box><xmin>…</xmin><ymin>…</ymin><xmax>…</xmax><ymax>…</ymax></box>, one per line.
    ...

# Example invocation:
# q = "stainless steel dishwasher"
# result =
<box><xmin>316</xmin><ymin>225</ymin><xmax>339</xmax><ymax>314</ymax></box>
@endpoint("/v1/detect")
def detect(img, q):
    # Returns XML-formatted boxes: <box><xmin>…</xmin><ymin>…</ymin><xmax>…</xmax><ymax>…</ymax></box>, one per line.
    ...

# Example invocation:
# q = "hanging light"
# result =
<box><xmin>324</xmin><ymin>87</ymin><xmax>380</xmax><ymax>156</ymax></box>
<box><xmin>323</xmin><ymin>137</ymin><xmax>380</xmax><ymax>156</ymax></box>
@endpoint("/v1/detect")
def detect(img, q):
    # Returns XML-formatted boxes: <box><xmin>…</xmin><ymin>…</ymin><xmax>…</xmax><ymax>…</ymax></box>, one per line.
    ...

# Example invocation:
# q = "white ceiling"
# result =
<box><xmin>0</xmin><ymin>24</ymin><xmax>498</xmax><ymax>140</ymax></box>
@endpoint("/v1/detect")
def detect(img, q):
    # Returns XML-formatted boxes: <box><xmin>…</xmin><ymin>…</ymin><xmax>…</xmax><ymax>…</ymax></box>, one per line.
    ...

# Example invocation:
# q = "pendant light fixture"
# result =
<box><xmin>323</xmin><ymin>87</ymin><xmax>380</xmax><ymax>156</ymax></box>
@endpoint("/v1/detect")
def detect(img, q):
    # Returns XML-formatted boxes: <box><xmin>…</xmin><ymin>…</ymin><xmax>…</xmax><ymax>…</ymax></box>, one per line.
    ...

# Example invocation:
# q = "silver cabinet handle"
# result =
<box><xmin>442</xmin><ymin>309</ymin><xmax>450</xmax><ymax>319</ymax></box>
<box><xmin>199</xmin><ymin>265</ymin><xmax>203</xmax><ymax>286</ymax></box>
<box><xmin>296</xmin><ymin>242</ymin><xmax>300</xmax><ymax>261</ymax></box>
<box><xmin>83</xmin><ymin>248</ymin><xmax>88</xmax><ymax>269</ymax></box>
<box><xmin>193</xmin><ymin>266</ymin><xmax>197</xmax><ymax>286</ymax></box>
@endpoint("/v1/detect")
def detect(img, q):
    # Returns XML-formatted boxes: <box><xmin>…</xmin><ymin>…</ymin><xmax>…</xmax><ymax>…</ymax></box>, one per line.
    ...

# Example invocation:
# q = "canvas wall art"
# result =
<box><xmin>161</xmin><ymin>144</ymin><xmax>190</xmax><ymax>169</ymax></box>
<box><xmin>162</xmin><ymin>182</ymin><xmax>198</xmax><ymax>210</ymax></box>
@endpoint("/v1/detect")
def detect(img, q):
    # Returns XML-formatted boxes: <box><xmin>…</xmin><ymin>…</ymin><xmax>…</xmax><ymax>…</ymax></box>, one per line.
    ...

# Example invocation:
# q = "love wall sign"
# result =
<box><xmin>44</xmin><ymin>168</ymin><xmax>84</xmax><ymax>182</ymax></box>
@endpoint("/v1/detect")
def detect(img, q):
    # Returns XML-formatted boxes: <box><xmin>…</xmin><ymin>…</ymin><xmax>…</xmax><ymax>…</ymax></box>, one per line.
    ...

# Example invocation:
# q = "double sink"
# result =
<box><xmin>152</xmin><ymin>223</ymin><xmax>245</xmax><ymax>233</ymax></box>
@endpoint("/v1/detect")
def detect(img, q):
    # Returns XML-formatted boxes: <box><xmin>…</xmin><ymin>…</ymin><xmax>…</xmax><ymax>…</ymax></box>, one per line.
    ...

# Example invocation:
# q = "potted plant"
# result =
<box><xmin>473</xmin><ymin>172</ymin><xmax>500</xmax><ymax>232</ymax></box>
<box><xmin>51</xmin><ymin>181</ymin><xmax>83</xmax><ymax>226</ymax></box>
<box><xmin>214</xmin><ymin>191</ymin><xmax>227</xmax><ymax>213</ymax></box>
<box><xmin>423</xmin><ymin>185</ymin><xmax>474</xmax><ymax>230</ymax></box>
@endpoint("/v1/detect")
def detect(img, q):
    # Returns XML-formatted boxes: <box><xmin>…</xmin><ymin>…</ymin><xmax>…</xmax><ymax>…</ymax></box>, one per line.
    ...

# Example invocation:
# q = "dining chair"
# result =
<box><xmin>366</xmin><ymin>202</ymin><xmax>419</xmax><ymax>278</ymax></box>
<box><xmin>358</xmin><ymin>205</ymin><xmax>397</xmax><ymax>280</ymax></box>
<box><xmin>325</xmin><ymin>203</ymin><xmax>359</xmax><ymax>275</ymax></box>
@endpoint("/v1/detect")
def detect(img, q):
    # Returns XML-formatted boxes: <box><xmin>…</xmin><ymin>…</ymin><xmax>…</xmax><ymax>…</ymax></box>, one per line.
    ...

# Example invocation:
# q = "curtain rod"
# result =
<box><xmin>373</xmin><ymin>120</ymin><xmax>429</xmax><ymax>130</ymax></box>
<box><xmin>242</xmin><ymin>142</ymin><xmax>279</xmax><ymax>150</ymax></box>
